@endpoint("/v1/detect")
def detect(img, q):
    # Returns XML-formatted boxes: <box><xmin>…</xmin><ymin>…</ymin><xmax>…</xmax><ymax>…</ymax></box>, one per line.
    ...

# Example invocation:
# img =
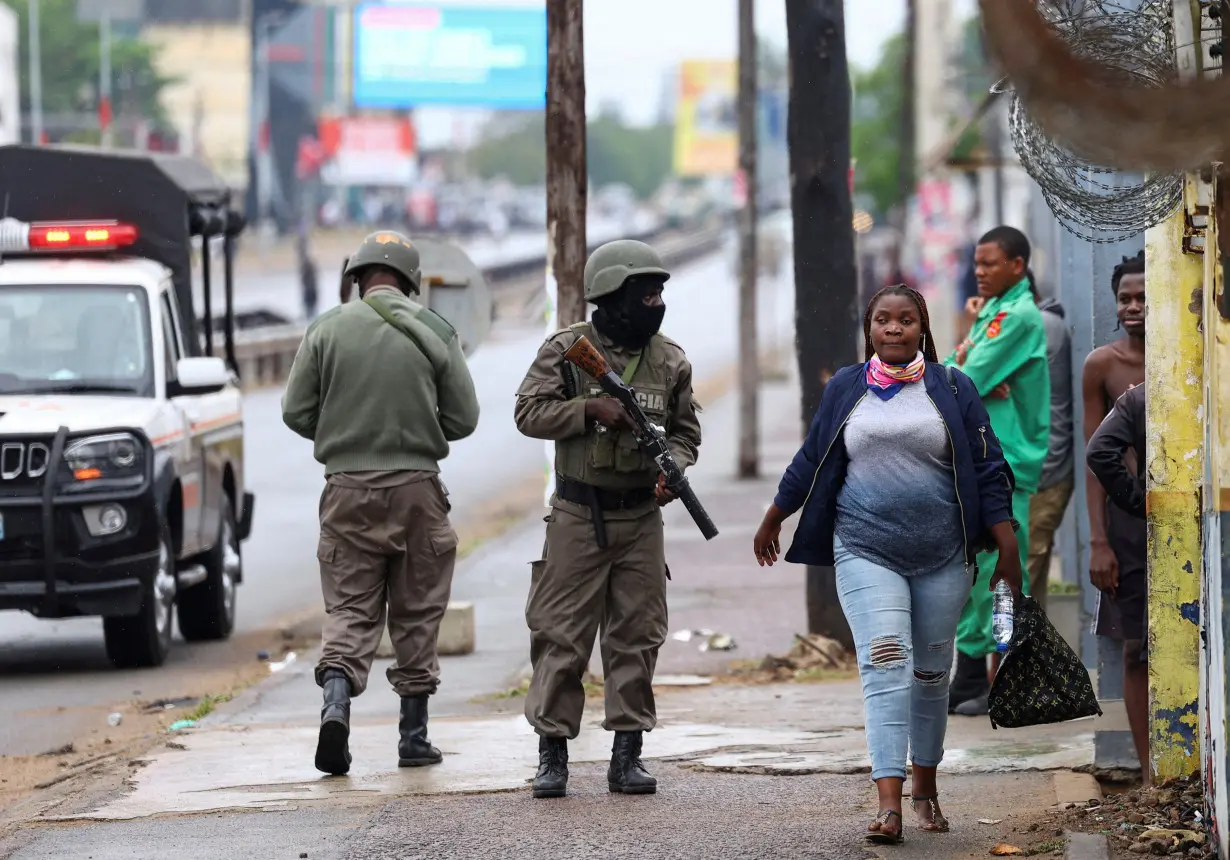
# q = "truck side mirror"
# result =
<box><xmin>173</xmin><ymin>357</ymin><xmax>231</xmax><ymax>397</ymax></box>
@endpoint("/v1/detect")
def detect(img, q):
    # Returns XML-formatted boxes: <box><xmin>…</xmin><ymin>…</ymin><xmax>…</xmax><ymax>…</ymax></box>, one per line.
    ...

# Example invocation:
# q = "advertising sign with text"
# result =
<box><xmin>353</xmin><ymin>3</ymin><xmax>546</xmax><ymax>110</ymax></box>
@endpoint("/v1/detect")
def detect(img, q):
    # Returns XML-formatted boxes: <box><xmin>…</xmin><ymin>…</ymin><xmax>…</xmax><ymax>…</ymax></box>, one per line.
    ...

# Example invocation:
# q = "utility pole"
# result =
<box><xmin>785</xmin><ymin>0</ymin><xmax>857</xmax><ymax>649</ymax></box>
<box><xmin>736</xmin><ymin>0</ymin><xmax>759</xmax><ymax>478</ymax></box>
<box><xmin>28</xmin><ymin>0</ymin><xmax>43</xmax><ymax>145</ymax></box>
<box><xmin>545</xmin><ymin>0</ymin><xmax>587</xmax><ymax>327</ymax></box>
<box><xmin>541</xmin><ymin>0</ymin><xmax>587</xmax><ymax>508</ymax></box>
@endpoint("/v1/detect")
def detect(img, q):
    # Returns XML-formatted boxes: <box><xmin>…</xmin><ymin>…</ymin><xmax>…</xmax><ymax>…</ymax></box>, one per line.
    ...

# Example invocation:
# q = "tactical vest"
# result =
<box><xmin>556</xmin><ymin>322</ymin><xmax>673</xmax><ymax>491</ymax></box>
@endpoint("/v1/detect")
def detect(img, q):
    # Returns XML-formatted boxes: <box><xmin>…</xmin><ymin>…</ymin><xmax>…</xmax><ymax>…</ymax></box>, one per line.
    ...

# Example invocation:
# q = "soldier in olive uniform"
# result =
<box><xmin>282</xmin><ymin>231</ymin><xmax>480</xmax><ymax>777</ymax></box>
<box><xmin>514</xmin><ymin>239</ymin><xmax>703</xmax><ymax>798</ymax></box>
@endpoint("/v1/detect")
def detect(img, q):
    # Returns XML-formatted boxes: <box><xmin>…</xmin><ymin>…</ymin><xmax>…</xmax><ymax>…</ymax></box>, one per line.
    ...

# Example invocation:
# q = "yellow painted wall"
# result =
<box><xmin>1144</xmin><ymin>175</ymin><xmax>1205</xmax><ymax>780</ymax></box>
<box><xmin>143</xmin><ymin>23</ymin><xmax>250</xmax><ymax>190</ymax></box>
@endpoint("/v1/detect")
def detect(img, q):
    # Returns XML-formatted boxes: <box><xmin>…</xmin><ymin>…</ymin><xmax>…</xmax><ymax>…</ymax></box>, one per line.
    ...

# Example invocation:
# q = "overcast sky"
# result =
<box><xmin>585</xmin><ymin>0</ymin><xmax>979</xmax><ymax>121</ymax></box>
<box><xmin>415</xmin><ymin>0</ymin><xmax>977</xmax><ymax>146</ymax></box>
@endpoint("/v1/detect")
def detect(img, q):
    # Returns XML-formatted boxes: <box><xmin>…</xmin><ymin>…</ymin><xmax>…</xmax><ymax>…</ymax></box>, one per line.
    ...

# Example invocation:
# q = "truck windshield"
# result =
<box><xmin>0</xmin><ymin>284</ymin><xmax>154</xmax><ymax>397</ymax></box>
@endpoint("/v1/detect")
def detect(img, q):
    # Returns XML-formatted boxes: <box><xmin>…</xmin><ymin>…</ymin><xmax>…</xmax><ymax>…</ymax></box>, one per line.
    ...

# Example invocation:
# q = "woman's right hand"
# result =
<box><xmin>754</xmin><ymin>507</ymin><xmax>784</xmax><ymax>566</ymax></box>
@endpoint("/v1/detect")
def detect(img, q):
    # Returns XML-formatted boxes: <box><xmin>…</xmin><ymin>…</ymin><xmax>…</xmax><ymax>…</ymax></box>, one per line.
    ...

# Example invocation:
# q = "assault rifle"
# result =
<box><xmin>562</xmin><ymin>335</ymin><xmax>719</xmax><ymax>541</ymax></box>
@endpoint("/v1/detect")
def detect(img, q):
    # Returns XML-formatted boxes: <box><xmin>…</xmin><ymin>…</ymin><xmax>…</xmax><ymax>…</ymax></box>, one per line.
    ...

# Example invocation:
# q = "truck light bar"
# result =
<box><xmin>0</xmin><ymin>218</ymin><xmax>139</xmax><ymax>255</ymax></box>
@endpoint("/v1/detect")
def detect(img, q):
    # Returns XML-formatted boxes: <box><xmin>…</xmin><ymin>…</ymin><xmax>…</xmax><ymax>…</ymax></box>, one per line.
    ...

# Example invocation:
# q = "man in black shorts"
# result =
<box><xmin>1086</xmin><ymin>381</ymin><xmax>1149</xmax><ymax>783</ymax></box>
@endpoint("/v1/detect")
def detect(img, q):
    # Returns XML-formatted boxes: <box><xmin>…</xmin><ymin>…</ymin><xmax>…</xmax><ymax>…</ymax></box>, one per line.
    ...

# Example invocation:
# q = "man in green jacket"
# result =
<box><xmin>944</xmin><ymin>226</ymin><xmax>1051</xmax><ymax>716</ymax></box>
<box><xmin>282</xmin><ymin>231</ymin><xmax>480</xmax><ymax>776</ymax></box>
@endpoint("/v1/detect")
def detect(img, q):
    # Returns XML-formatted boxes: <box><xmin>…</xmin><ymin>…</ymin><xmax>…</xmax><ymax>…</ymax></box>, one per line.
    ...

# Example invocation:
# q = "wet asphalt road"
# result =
<box><xmin>0</xmin><ymin>236</ymin><xmax>797</xmax><ymax>759</ymax></box>
<box><xmin>219</xmin><ymin>216</ymin><xmax>656</xmax><ymax>318</ymax></box>
<box><xmin>1</xmin><ymin>768</ymin><xmax>1056</xmax><ymax>860</ymax></box>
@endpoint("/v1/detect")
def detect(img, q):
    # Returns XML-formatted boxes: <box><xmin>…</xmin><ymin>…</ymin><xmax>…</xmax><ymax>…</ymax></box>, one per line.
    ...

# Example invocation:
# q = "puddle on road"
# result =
<box><xmin>49</xmin><ymin>715</ymin><xmax>1093</xmax><ymax>821</ymax></box>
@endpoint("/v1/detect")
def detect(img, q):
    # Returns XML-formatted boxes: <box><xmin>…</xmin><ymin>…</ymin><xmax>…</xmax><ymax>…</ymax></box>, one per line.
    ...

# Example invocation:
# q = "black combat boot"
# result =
<box><xmin>607</xmin><ymin>730</ymin><xmax>657</xmax><ymax>795</ymax></box>
<box><xmin>948</xmin><ymin>652</ymin><xmax>990</xmax><ymax>714</ymax></box>
<box><xmin>314</xmin><ymin>669</ymin><xmax>352</xmax><ymax>776</ymax></box>
<box><xmin>532</xmin><ymin>736</ymin><xmax>569</xmax><ymax>799</ymax></box>
<box><xmin>953</xmin><ymin>693</ymin><xmax>990</xmax><ymax>716</ymax></box>
<box><xmin>397</xmin><ymin>695</ymin><xmax>443</xmax><ymax>767</ymax></box>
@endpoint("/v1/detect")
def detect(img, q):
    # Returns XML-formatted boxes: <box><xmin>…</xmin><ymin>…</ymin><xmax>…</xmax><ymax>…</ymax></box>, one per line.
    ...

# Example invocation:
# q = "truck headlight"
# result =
<box><xmin>62</xmin><ymin>433</ymin><xmax>146</xmax><ymax>485</ymax></box>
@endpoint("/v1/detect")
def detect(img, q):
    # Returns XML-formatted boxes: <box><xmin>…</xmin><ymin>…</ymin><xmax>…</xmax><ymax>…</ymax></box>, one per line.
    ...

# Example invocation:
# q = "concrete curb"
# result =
<box><xmin>1054</xmin><ymin>770</ymin><xmax>1103</xmax><ymax>808</ymax></box>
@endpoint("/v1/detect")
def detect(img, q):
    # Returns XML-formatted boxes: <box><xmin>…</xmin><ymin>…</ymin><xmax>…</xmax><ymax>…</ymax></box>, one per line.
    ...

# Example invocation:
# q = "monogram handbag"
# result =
<box><xmin>987</xmin><ymin>594</ymin><xmax>1103</xmax><ymax>729</ymax></box>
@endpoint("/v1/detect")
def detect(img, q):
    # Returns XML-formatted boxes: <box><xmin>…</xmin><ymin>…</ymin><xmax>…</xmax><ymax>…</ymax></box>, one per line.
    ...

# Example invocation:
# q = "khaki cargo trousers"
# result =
<box><xmin>315</xmin><ymin>470</ymin><xmax>459</xmax><ymax>697</ymax></box>
<box><xmin>524</xmin><ymin>500</ymin><xmax>669</xmax><ymax>739</ymax></box>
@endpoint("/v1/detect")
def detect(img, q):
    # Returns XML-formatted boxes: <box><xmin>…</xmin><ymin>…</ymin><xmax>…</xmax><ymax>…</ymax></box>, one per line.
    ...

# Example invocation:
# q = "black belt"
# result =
<box><xmin>556</xmin><ymin>478</ymin><xmax>655</xmax><ymax>512</ymax></box>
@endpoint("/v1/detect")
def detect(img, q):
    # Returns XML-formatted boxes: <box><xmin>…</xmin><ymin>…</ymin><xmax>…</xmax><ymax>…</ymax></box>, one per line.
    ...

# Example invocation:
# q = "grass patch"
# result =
<box><xmin>478</xmin><ymin>683</ymin><xmax>530</xmax><ymax>702</ymax></box>
<box><xmin>1024</xmin><ymin>838</ymin><xmax>1067</xmax><ymax>856</ymax></box>
<box><xmin>183</xmin><ymin>693</ymin><xmax>233</xmax><ymax>723</ymax></box>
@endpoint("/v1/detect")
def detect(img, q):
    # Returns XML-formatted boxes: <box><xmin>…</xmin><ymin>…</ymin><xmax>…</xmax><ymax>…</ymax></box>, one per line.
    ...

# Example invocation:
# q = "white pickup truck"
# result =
<box><xmin>0</xmin><ymin>145</ymin><xmax>255</xmax><ymax>668</ymax></box>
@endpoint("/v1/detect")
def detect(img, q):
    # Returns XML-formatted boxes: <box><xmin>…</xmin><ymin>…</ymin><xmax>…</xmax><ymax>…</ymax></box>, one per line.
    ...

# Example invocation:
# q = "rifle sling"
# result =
<box><xmin>363</xmin><ymin>296</ymin><xmax>432</xmax><ymax>359</ymax></box>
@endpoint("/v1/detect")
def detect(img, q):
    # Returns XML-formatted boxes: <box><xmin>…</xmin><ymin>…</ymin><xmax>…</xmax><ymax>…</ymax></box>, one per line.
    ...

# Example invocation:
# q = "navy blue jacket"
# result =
<box><xmin>773</xmin><ymin>362</ymin><xmax>1017</xmax><ymax>571</ymax></box>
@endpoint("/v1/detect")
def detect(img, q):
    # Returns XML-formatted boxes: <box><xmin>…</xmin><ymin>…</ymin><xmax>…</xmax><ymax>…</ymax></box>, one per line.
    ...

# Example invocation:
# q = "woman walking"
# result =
<box><xmin>753</xmin><ymin>285</ymin><xmax>1022</xmax><ymax>844</ymax></box>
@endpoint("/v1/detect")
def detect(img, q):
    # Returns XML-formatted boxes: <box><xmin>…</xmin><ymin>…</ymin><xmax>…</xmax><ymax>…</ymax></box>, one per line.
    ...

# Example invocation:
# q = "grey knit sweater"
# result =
<box><xmin>834</xmin><ymin>381</ymin><xmax>965</xmax><ymax>576</ymax></box>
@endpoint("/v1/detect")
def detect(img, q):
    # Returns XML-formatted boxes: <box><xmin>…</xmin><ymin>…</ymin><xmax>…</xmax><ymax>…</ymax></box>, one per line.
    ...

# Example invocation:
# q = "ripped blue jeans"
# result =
<box><xmin>834</xmin><ymin>536</ymin><xmax>971</xmax><ymax>781</ymax></box>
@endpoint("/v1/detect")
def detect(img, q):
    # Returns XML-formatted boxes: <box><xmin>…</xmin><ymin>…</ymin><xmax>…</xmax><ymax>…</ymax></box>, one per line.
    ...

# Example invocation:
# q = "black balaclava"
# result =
<box><xmin>591</xmin><ymin>275</ymin><xmax>667</xmax><ymax>350</ymax></box>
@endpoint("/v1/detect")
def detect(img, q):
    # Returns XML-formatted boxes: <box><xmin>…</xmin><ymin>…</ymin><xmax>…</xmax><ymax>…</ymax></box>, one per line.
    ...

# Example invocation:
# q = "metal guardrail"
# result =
<box><xmin>229</xmin><ymin>224</ymin><xmax>727</xmax><ymax>390</ymax></box>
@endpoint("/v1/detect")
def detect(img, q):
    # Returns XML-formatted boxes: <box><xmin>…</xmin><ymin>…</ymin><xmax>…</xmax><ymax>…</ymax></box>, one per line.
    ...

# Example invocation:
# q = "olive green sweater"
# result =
<box><xmin>281</xmin><ymin>287</ymin><xmax>480</xmax><ymax>475</ymax></box>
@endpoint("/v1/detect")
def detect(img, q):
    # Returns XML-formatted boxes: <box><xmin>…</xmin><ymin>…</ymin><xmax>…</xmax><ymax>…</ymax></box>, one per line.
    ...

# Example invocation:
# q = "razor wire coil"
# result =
<box><xmin>1005</xmin><ymin>0</ymin><xmax>1184</xmax><ymax>244</ymax></box>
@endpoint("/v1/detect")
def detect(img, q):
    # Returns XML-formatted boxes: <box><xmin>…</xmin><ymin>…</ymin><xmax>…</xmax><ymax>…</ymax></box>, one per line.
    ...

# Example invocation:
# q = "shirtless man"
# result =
<box><xmin>1080</xmin><ymin>250</ymin><xmax>1148</xmax><ymax>783</ymax></box>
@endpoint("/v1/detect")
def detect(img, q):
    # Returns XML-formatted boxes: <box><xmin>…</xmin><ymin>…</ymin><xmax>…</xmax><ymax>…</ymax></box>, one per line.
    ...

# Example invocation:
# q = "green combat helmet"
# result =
<box><xmin>344</xmin><ymin>230</ymin><xmax>423</xmax><ymax>294</ymax></box>
<box><xmin>582</xmin><ymin>239</ymin><xmax>671</xmax><ymax>302</ymax></box>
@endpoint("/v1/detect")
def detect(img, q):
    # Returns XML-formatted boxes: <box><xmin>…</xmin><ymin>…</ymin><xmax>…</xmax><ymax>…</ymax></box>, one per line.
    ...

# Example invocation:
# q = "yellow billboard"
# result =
<box><xmin>673</xmin><ymin>60</ymin><xmax>738</xmax><ymax>177</ymax></box>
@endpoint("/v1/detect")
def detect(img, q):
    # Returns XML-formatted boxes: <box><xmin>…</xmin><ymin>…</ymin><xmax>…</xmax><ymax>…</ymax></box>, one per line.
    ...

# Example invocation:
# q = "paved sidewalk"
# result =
<box><xmin>0</xmin><ymin>370</ymin><xmax>1127</xmax><ymax>859</ymax></box>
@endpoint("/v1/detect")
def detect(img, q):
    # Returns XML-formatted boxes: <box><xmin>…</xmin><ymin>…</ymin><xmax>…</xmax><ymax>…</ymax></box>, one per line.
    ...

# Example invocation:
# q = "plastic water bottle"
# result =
<box><xmin>992</xmin><ymin>580</ymin><xmax>1015</xmax><ymax>652</ymax></box>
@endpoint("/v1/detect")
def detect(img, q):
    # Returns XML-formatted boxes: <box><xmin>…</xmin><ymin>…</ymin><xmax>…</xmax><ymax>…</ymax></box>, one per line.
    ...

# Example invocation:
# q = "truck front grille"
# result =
<box><xmin>0</xmin><ymin>437</ymin><xmax>55</xmax><ymax>498</ymax></box>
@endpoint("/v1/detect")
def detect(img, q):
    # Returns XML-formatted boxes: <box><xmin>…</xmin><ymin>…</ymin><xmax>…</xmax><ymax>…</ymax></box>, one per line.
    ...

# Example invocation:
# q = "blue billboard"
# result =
<box><xmin>353</xmin><ymin>3</ymin><xmax>547</xmax><ymax>110</ymax></box>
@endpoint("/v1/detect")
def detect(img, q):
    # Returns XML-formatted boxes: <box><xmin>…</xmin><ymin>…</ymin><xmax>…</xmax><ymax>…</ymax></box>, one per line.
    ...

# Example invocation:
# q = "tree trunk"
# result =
<box><xmin>786</xmin><ymin>0</ymin><xmax>857</xmax><ymax>650</ymax></box>
<box><xmin>546</xmin><ymin>0</ymin><xmax>588</xmax><ymax>327</ymax></box>
<box><xmin>737</xmin><ymin>0</ymin><xmax>760</xmax><ymax>479</ymax></box>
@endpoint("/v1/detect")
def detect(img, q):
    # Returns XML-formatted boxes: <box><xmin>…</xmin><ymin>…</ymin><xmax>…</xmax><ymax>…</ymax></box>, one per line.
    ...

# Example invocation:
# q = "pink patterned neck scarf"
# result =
<box><xmin>866</xmin><ymin>352</ymin><xmax>926</xmax><ymax>400</ymax></box>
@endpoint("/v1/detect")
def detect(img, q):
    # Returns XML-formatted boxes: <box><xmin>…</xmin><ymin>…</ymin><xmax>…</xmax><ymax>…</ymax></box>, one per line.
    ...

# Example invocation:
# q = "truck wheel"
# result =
<box><xmin>103</xmin><ymin>521</ymin><xmax>176</xmax><ymax>669</ymax></box>
<box><xmin>177</xmin><ymin>495</ymin><xmax>239</xmax><ymax>641</ymax></box>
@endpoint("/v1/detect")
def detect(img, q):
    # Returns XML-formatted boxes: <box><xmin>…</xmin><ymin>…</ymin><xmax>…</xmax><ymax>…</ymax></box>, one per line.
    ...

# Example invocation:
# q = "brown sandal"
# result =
<box><xmin>911</xmin><ymin>795</ymin><xmax>950</xmax><ymax>833</ymax></box>
<box><xmin>866</xmin><ymin>809</ymin><xmax>905</xmax><ymax>844</ymax></box>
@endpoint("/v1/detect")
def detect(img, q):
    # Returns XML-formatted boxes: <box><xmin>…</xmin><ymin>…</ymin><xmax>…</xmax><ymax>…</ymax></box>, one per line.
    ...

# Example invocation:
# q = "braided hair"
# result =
<box><xmin>1111</xmin><ymin>249</ymin><xmax>1145</xmax><ymax>295</ymax></box>
<box><xmin>863</xmin><ymin>284</ymin><xmax>940</xmax><ymax>364</ymax></box>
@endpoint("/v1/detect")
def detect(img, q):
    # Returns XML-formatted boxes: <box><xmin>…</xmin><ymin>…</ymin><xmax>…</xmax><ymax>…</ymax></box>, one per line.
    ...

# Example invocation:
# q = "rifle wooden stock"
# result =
<box><xmin>562</xmin><ymin>334</ymin><xmax>719</xmax><ymax>542</ymax></box>
<box><xmin>562</xmin><ymin>335</ymin><xmax>611</xmax><ymax>380</ymax></box>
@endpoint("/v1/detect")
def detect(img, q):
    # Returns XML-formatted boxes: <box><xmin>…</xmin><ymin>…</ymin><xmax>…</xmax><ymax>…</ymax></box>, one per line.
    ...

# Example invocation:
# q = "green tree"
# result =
<box><xmin>10</xmin><ymin>0</ymin><xmax>173</xmax><ymax>129</ymax></box>
<box><xmin>849</xmin><ymin>21</ymin><xmax>995</xmax><ymax>217</ymax></box>
<box><xmin>468</xmin><ymin>112</ymin><xmax>547</xmax><ymax>186</ymax></box>
<box><xmin>586</xmin><ymin>116</ymin><xmax>673</xmax><ymax>198</ymax></box>
<box><xmin>850</xmin><ymin>33</ymin><xmax>907</xmax><ymax>218</ymax></box>
<box><xmin>468</xmin><ymin>112</ymin><xmax>675</xmax><ymax>200</ymax></box>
